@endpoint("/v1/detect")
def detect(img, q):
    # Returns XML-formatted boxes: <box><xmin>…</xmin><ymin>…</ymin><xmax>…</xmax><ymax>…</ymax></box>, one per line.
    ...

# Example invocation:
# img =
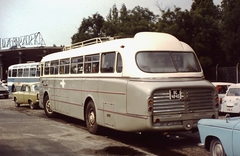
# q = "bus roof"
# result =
<box><xmin>40</xmin><ymin>32</ymin><xmax>194</xmax><ymax>62</ymax></box>
<box><xmin>8</xmin><ymin>62</ymin><xmax>39</xmax><ymax>69</ymax></box>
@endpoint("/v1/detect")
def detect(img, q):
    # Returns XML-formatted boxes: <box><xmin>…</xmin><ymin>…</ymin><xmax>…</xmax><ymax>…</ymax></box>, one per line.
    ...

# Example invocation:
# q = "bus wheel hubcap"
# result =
<box><xmin>89</xmin><ymin>110</ymin><xmax>95</xmax><ymax>126</ymax></box>
<box><xmin>46</xmin><ymin>101</ymin><xmax>52</xmax><ymax>113</ymax></box>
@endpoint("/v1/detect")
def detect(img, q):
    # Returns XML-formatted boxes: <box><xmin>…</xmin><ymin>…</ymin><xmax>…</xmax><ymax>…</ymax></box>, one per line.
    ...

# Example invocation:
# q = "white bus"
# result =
<box><xmin>39</xmin><ymin>32</ymin><xmax>218</xmax><ymax>134</ymax></box>
<box><xmin>7</xmin><ymin>62</ymin><xmax>40</xmax><ymax>92</ymax></box>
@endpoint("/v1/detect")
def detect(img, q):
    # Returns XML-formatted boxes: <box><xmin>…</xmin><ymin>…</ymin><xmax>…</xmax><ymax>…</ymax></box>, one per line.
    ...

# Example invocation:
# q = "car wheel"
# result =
<box><xmin>44</xmin><ymin>95</ymin><xmax>56</xmax><ymax>118</ymax></box>
<box><xmin>4</xmin><ymin>95</ymin><xmax>9</xmax><ymax>99</ymax></box>
<box><xmin>85</xmin><ymin>100</ymin><xmax>100</xmax><ymax>134</ymax></box>
<box><xmin>29</xmin><ymin>100</ymin><xmax>35</xmax><ymax>109</ymax></box>
<box><xmin>14</xmin><ymin>97</ymin><xmax>20</xmax><ymax>107</ymax></box>
<box><xmin>210</xmin><ymin>138</ymin><xmax>226</xmax><ymax>156</ymax></box>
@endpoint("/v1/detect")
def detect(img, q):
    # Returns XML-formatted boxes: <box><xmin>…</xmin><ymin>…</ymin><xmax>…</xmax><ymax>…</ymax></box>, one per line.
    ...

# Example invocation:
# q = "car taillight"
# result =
<box><xmin>215</xmin><ymin>95</ymin><xmax>219</xmax><ymax>108</ymax></box>
<box><xmin>220</xmin><ymin>98</ymin><xmax>222</xmax><ymax>104</ymax></box>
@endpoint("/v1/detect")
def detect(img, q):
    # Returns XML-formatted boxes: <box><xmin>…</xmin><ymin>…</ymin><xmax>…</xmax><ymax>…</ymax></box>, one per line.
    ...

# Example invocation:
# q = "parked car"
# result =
<box><xmin>198</xmin><ymin>115</ymin><xmax>240</xmax><ymax>156</ymax></box>
<box><xmin>211</xmin><ymin>82</ymin><xmax>233</xmax><ymax>112</ymax></box>
<box><xmin>0</xmin><ymin>83</ymin><xmax>9</xmax><ymax>99</ymax></box>
<box><xmin>220</xmin><ymin>83</ymin><xmax>240</xmax><ymax>114</ymax></box>
<box><xmin>12</xmin><ymin>83</ymin><xmax>39</xmax><ymax>109</ymax></box>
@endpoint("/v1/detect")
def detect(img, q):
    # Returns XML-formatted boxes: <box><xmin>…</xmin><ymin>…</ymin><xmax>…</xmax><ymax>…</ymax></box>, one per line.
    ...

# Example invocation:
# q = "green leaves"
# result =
<box><xmin>71</xmin><ymin>0</ymin><xmax>240</xmax><ymax>70</ymax></box>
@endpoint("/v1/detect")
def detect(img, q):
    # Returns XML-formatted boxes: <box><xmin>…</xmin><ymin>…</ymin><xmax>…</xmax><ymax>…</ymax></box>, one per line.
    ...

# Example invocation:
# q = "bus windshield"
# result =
<box><xmin>136</xmin><ymin>51</ymin><xmax>201</xmax><ymax>73</ymax></box>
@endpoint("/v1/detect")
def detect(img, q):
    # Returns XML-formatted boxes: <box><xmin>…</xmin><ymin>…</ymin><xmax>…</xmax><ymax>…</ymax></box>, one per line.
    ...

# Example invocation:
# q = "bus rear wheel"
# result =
<box><xmin>44</xmin><ymin>95</ymin><xmax>56</xmax><ymax>118</ymax></box>
<box><xmin>85</xmin><ymin>100</ymin><xmax>100</xmax><ymax>134</ymax></box>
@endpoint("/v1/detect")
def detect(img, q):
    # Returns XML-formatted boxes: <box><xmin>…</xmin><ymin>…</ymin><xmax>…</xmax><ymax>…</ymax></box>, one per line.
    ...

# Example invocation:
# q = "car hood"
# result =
<box><xmin>198</xmin><ymin>117</ymin><xmax>240</xmax><ymax>130</ymax></box>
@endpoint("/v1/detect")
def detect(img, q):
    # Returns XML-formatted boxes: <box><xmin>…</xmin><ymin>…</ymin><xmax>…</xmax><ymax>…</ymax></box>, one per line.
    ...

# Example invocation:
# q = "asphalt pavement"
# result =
<box><xmin>0</xmin><ymin>98</ymin><xmax>154</xmax><ymax>156</ymax></box>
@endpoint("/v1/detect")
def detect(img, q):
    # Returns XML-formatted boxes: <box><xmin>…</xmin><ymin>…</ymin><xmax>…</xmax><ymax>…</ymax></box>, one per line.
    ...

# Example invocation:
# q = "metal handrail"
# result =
<box><xmin>63</xmin><ymin>37</ymin><xmax>115</xmax><ymax>51</ymax></box>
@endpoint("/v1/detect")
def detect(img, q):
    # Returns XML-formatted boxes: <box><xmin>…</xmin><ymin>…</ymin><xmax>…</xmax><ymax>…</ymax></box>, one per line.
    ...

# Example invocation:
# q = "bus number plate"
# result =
<box><xmin>170</xmin><ymin>90</ymin><xmax>181</xmax><ymax>99</ymax></box>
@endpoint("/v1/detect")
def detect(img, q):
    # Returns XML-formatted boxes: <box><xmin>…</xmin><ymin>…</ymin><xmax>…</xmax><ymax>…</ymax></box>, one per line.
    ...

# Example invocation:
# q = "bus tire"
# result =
<box><xmin>44</xmin><ymin>95</ymin><xmax>56</xmax><ymax>118</ymax></box>
<box><xmin>85</xmin><ymin>100</ymin><xmax>100</xmax><ymax>134</ymax></box>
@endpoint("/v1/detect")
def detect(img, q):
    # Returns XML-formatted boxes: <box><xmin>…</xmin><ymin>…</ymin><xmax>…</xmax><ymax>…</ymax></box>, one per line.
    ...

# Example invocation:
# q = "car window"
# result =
<box><xmin>216</xmin><ymin>85</ymin><xmax>229</xmax><ymax>94</ymax></box>
<box><xmin>25</xmin><ymin>86</ymin><xmax>30</xmax><ymax>92</ymax></box>
<box><xmin>32</xmin><ymin>84</ymin><xmax>39</xmax><ymax>91</ymax></box>
<box><xmin>227</xmin><ymin>88</ymin><xmax>240</xmax><ymax>96</ymax></box>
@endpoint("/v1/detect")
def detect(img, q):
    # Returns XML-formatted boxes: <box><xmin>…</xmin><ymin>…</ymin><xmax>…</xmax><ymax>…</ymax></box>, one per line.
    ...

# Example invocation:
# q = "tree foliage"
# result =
<box><xmin>221</xmin><ymin>0</ymin><xmax>240</xmax><ymax>64</ymax></box>
<box><xmin>71</xmin><ymin>13</ymin><xmax>105</xmax><ymax>44</ymax></box>
<box><xmin>71</xmin><ymin>0</ymin><xmax>240</xmax><ymax>72</ymax></box>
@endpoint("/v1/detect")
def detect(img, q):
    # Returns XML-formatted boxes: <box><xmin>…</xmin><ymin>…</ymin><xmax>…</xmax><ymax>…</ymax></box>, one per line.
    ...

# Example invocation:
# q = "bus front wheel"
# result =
<box><xmin>85</xmin><ymin>100</ymin><xmax>100</xmax><ymax>134</ymax></box>
<box><xmin>44</xmin><ymin>95</ymin><xmax>56</xmax><ymax>118</ymax></box>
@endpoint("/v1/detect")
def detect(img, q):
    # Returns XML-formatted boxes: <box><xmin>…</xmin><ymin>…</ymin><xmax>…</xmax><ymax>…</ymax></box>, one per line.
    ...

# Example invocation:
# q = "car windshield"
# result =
<box><xmin>227</xmin><ymin>88</ymin><xmax>240</xmax><ymax>96</ymax></box>
<box><xmin>136</xmin><ymin>51</ymin><xmax>201</xmax><ymax>73</ymax></box>
<box><xmin>32</xmin><ymin>84</ymin><xmax>39</xmax><ymax>91</ymax></box>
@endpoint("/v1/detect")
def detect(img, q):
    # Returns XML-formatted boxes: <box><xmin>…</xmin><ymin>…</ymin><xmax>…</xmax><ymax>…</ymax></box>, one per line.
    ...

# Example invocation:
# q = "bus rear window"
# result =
<box><xmin>136</xmin><ymin>51</ymin><xmax>201</xmax><ymax>73</ymax></box>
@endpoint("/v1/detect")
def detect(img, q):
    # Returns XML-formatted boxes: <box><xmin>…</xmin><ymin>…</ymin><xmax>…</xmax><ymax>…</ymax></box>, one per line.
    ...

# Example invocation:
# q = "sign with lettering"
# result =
<box><xmin>170</xmin><ymin>90</ymin><xmax>181</xmax><ymax>99</ymax></box>
<box><xmin>0</xmin><ymin>32</ymin><xmax>46</xmax><ymax>49</ymax></box>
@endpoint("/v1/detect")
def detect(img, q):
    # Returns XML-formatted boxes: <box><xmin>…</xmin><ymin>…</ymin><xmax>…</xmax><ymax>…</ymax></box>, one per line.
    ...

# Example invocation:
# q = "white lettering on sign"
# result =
<box><xmin>170</xmin><ymin>90</ymin><xmax>181</xmax><ymax>99</ymax></box>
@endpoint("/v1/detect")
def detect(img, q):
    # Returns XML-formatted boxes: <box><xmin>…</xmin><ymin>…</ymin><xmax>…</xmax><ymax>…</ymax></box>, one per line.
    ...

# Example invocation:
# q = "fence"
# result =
<box><xmin>206</xmin><ymin>64</ymin><xmax>240</xmax><ymax>83</ymax></box>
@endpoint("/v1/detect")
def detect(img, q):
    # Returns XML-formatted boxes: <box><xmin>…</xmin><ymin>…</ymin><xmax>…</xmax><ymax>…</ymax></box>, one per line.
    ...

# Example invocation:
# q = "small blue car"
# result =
<box><xmin>198</xmin><ymin>115</ymin><xmax>240</xmax><ymax>156</ymax></box>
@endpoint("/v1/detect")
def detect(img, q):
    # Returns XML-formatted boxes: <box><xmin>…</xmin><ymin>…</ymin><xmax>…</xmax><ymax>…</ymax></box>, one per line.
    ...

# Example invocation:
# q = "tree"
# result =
<box><xmin>221</xmin><ymin>0</ymin><xmax>240</xmax><ymax>65</ymax></box>
<box><xmin>156</xmin><ymin>7</ymin><xmax>192</xmax><ymax>44</ymax></box>
<box><xmin>189</xmin><ymin>0</ymin><xmax>222</xmax><ymax>68</ymax></box>
<box><xmin>103</xmin><ymin>4</ymin><xmax>120</xmax><ymax>36</ymax></box>
<box><xmin>71</xmin><ymin>13</ymin><xmax>105</xmax><ymax>43</ymax></box>
<box><xmin>103</xmin><ymin>4</ymin><xmax>157</xmax><ymax>37</ymax></box>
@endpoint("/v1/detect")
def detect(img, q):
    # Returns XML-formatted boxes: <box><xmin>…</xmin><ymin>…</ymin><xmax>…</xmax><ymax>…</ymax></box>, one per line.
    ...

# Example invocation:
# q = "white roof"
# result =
<box><xmin>228</xmin><ymin>83</ymin><xmax>240</xmax><ymax>88</ymax></box>
<box><xmin>211</xmin><ymin>82</ymin><xmax>234</xmax><ymax>86</ymax></box>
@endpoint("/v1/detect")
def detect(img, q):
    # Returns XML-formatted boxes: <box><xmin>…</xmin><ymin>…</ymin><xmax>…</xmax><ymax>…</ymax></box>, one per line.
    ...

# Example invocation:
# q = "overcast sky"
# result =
<box><xmin>0</xmin><ymin>0</ymin><xmax>221</xmax><ymax>46</ymax></box>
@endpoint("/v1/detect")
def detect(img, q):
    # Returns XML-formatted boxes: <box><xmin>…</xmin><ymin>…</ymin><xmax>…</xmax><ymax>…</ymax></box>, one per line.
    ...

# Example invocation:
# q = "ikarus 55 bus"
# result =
<box><xmin>8</xmin><ymin>62</ymin><xmax>40</xmax><ymax>92</ymax></box>
<box><xmin>38</xmin><ymin>32</ymin><xmax>218</xmax><ymax>134</ymax></box>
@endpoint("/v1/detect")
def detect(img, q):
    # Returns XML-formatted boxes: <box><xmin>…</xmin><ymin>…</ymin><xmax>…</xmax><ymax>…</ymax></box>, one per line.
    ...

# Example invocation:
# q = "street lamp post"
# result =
<box><xmin>236</xmin><ymin>63</ymin><xmax>239</xmax><ymax>83</ymax></box>
<box><xmin>216</xmin><ymin>64</ymin><xmax>219</xmax><ymax>81</ymax></box>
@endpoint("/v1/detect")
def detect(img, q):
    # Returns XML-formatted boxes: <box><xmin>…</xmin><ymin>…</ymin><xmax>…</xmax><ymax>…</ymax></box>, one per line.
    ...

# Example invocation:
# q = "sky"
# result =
<box><xmin>0</xmin><ymin>0</ymin><xmax>221</xmax><ymax>46</ymax></box>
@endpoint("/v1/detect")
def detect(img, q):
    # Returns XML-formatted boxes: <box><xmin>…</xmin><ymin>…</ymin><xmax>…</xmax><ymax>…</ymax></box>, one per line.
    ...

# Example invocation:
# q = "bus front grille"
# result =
<box><xmin>152</xmin><ymin>88</ymin><xmax>214</xmax><ymax>115</ymax></box>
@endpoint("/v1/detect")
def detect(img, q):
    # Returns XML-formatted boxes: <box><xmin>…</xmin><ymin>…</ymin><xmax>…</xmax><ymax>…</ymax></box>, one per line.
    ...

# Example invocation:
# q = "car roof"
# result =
<box><xmin>21</xmin><ymin>82</ymin><xmax>39</xmax><ymax>86</ymax></box>
<box><xmin>228</xmin><ymin>83</ymin><xmax>240</xmax><ymax>88</ymax></box>
<box><xmin>211</xmin><ymin>82</ymin><xmax>234</xmax><ymax>86</ymax></box>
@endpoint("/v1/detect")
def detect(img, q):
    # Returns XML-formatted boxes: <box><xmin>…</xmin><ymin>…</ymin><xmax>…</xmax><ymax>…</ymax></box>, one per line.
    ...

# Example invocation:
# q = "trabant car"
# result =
<box><xmin>221</xmin><ymin>83</ymin><xmax>240</xmax><ymax>114</ymax></box>
<box><xmin>12</xmin><ymin>83</ymin><xmax>39</xmax><ymax>109</ymax></box>
<box><xmin>198</xmin><ymin>115</ymin><xmax>240</xmax><ymax>156</ymax></box>
<box><xmin>212</xmin><ymin>82</ymin><xmax>233</xmax><ymax>112</ymax></box>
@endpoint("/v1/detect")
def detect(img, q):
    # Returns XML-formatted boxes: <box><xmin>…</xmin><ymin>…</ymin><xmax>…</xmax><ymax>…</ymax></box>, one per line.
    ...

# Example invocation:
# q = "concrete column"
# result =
<box><xmin>18</xmin><ymin>51</ymin><xmax>22</xmax><ymax>63</ymax></box>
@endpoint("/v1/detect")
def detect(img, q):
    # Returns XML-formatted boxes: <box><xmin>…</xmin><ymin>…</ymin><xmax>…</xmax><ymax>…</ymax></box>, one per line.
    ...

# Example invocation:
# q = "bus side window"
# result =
<box><xmin>84</xmin><ymin>63</ymin><xmax>91</xmax><ymax>73</ymax></box>
<box><xmin>71</xmin><ymin>57</ymin><xmax>83</xmax><ymax>74</ymax></box>
<box><xmin>23</xmin><ymin>68</ymin><xmax>29</xmax><ymax>77</ymax></box>
<box><xmin>101</xmin><ymin>52</ymin><xmax>115</xmax><ymax>73</ymax></box>
<box><xmin>18</xmin><ymin>69</ymin><xmax>23</xmax><ymax>77</ymax></box>
<box><xmin>116</xmin><ymin>53</ymin><xmax>122</xmax><ymax>73</ymax></box>
<box><xmin>60</xmin><ymin>58</ymin><xmax>70</xmax><ymax>74</ymax></box>
<box><xmin>92</xmin><ymin>62</ymin><xmax>99</xmax><ymax>73</ymax></box>
<box><xmin>44</xmin><ymin>62</ymin><xmax>50</xmax><ymax>75</ymax></box>
<box><xmin>84</xmin><ymin>54</ymin><xmax>99</xmax><ymax>73</ymax></box>
<box><xmin>50</xmin><ymin>60</ymin><xmax>59</xmax><ymax>75</ymax></box>
<box><xmin>30</xmin><ymin>68</ymin><xmax>36</xmax><ymax>77</ymax></box>
<box><xmin>12</xmin><ymin>69</ymin><xmax>17</xmax><ymax>77</ymax></box>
